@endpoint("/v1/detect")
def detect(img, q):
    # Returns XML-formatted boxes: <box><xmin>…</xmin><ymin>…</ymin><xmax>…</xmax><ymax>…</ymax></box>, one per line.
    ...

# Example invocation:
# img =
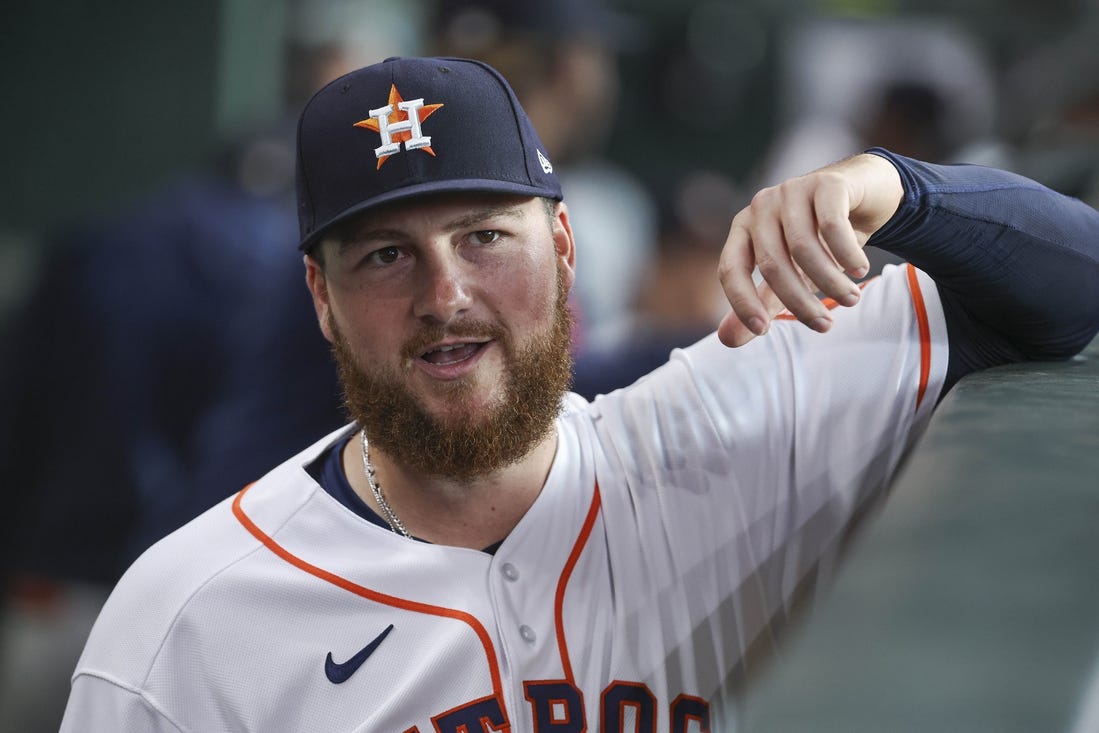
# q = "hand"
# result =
<box><xmin>716</xmin><ymin>153</ymin><xmax>905</xmax><ymax>347</ymax></box>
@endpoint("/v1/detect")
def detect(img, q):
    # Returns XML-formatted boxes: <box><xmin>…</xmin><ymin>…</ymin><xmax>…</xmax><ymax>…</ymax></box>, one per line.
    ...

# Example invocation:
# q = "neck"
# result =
<box><xmin>341</xmin><ymin>428</ymin><xmax>558</xmax><ymax>549</ymax></box>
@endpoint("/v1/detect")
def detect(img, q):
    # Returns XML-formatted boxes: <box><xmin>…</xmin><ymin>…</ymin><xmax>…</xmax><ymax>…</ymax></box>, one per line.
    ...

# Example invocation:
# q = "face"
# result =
<box><xmin>306</xmin><ymin>193</ymin><xmax>577</xmax><ymax>479</ymax></box>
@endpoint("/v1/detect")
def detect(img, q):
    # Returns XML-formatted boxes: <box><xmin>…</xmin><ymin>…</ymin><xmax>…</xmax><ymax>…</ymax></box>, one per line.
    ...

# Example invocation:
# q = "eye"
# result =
<box><xmin>365</xmin><ymin>246</ymin><xmax>403</xmax><ymax>266</ymax></box>
<box><xmin>470</xmin><ymin>230</ymin><xmax>500</xmax><ymax>245</ymax></box>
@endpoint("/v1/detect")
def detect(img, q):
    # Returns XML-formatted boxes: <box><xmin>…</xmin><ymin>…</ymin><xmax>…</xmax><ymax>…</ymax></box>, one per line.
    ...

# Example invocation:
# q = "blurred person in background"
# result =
<box><xmin>572</xmin><ymin>169</ymin><xmax>743</xmax><ymax>399</ymax></box>
<box><xmin>757</xmin><ymin>16</ymin><xmax>1002</xmax><ymax>279</ymax></box>
<box><xmin>0</xmin><ymin>3</ymin><xmax>420</xmax><ymax>730</ymax></box>
<box><xmin>998</xmin><ymin>6</ymin><xmax>1099</xmax><ymax>208</ymax></box>
<box><xmin>759</xmin><ymin>17</ymin><xmax>1000</xmax><ymax>186</ymax></box>
<box><xmin>0</xmin><ymin>122</ymin><xmax>302</xmax><ymax>733</ymax></box>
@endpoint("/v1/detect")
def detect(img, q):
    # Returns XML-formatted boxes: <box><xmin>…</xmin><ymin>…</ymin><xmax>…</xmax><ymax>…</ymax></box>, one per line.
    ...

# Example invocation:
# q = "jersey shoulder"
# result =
<box><xmin>73</xmin><ymin>426</ymin><xmax>352</xmax><ymax>688</ymax></box>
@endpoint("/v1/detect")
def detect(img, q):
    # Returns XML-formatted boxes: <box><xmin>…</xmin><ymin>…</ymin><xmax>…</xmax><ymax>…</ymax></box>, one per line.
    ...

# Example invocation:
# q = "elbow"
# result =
<box><xmin>1023</xmin><ymin>265</ymin><xmax>1099</xmax><ymax>360</ymax></box>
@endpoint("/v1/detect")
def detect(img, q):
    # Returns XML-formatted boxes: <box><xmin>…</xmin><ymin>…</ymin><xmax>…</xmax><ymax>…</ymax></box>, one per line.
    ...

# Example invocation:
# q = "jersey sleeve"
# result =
<box><xmin>61</xmin><ymin>674</ymin><xmax>185</xmax><ymax>733</ymax></box>
<box><xmin>866</xmin><ymin>148</ymin><xmax>1099</xmax><ymax>393</ymax></box>
<box><xmin>588</xmin><ymin>262</ymin><xmax>946</xmax><ymax>687</ymax></box>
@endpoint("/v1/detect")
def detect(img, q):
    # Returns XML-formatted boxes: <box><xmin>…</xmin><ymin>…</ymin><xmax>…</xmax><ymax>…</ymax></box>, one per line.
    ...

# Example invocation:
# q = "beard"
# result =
<box><xmin>329</xmin><ymin>268</ymin><xmax>574</xmax><ymax>482</ymax></box>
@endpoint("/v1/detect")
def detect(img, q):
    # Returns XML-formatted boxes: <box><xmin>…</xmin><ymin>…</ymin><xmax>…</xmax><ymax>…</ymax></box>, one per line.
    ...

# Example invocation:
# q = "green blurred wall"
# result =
<box><xmin>0</xmin><ymin>0</ymin><xmax>284</xmax><ymax>235</ymax></box>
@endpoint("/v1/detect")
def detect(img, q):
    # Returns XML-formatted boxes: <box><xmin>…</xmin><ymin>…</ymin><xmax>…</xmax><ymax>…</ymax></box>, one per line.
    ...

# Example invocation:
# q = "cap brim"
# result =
<box><xmin>299</xmin><ymin>178</ymin><xmax>562</xmax><ymax>252</ymax></box>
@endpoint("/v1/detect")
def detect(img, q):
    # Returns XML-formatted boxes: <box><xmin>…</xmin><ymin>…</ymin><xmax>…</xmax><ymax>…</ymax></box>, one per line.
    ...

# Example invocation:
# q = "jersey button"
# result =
<box><xmin>519</xmin><ymin>625</ymin><xmax>536</xmax><ymax>644</ymax></box>
<box><xmin>501</xmin><ymin>563</ymin><xmax>520</xmax><ymax>581</ymax></box>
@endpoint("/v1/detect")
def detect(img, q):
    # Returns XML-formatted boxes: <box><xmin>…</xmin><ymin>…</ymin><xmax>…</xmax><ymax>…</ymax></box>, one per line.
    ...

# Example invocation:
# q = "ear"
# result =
<box><xmin>551</xmin><ymin>201</ymin><xmax>577</xmax><ymax>291</ymax></box>
<box><xmin>304</xmin><ymin>254</ymin><xmax>335</xmax><ymax>343</ymax></box>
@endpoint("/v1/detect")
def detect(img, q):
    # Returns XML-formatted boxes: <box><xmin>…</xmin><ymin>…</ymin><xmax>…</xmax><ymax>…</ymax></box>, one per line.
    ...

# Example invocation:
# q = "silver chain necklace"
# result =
<box><xmin>359</xmin><ymin>430</ymin><xmax>412</xmax><ymax>538</ymax></box>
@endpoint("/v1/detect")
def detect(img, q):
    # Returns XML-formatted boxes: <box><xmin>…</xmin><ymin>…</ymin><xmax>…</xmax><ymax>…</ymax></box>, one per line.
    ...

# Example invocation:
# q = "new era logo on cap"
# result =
<box><xmin>295</xmin><ymin>56</ymin><xmax>562</xmax><ymax>251</ymax></box>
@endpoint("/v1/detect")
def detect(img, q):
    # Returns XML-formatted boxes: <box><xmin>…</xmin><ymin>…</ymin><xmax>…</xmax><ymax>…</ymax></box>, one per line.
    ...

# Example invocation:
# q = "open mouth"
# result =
<box><xmin>420</xmin><ymin>341</ymin><xmax>490</xmax><ymax>366</ymax></box>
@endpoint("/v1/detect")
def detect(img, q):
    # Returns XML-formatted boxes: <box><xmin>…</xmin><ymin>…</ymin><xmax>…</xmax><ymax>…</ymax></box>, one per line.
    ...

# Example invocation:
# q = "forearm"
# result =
<box><xmin>867</xmin><ymin>148</ymin><xmax>1099</xmax><ymax>389</ymax></box>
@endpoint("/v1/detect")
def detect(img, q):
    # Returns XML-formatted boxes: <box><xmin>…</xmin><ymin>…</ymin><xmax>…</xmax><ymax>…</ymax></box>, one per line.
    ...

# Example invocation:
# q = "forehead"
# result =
<box><xmin>338</xmin><ymin>192</ymin><xmax>542</xmax><ymax>240</ymax></box>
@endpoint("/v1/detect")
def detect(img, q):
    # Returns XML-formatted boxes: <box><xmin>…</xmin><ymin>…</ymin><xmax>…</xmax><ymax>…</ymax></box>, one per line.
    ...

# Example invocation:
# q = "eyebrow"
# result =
<box><xmin>444</xmin><ymin>202</ymin><xmax>526</xmax><ymax>231</ymax></box>
<box><xmin>340</xmin><ymin>202</ymin><xmax>527</xmax><ymax>254</ymax></box>
<box><xmin>338</xmin><ymin>227</ymin><xmax>404</xmax><ymax>254</ymax></box>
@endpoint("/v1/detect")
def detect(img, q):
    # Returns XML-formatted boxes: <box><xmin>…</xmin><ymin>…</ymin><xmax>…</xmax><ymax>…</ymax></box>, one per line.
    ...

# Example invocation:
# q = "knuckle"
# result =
<box><xmin>750</xmin><ymin>186</ymin><xmax>779</xmax><ymax>209</ymax></box>
<box><xmin>784</xmin><ymin>230</ymin><xmax>815</xmax><ymax>258</ymax></box>
<box><xmin>816</xmin><ymin>211</ymin><xmax>848</xmax><ymax>236</ymax></box>
<box><xmin>814</xmin><ymin>170</ymin><xmax>845</xmax><ymax>187</ymax></box>
<box><xmin>778</xmin><ymin>177</ymin><xmax>812</xmax><ymax>200</ymax></box>
<box><xmin>716</xmin><ymin>258</ymin><xmax>736</xmax><ymax>282</ymax></box>
<box><xmin>755</xmin><ymin>254</ymin><xmax>781</xmax><ymax>278</ymax></box>
<box><xmin>727</xmin><ymin>292</ymin><xmax>759</xmax><ymax>314</ymax></box>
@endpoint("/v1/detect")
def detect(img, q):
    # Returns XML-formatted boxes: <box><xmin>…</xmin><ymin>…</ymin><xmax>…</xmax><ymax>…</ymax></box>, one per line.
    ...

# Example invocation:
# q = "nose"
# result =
<box><xmin>412</xmin><ymin>249</ymin><xmax>472</xmax><ymax>324</ymax></box>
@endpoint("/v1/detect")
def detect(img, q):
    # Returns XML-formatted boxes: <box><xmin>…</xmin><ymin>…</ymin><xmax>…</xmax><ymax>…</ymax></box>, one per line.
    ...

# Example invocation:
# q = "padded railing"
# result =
<box><xmin>738</xmin><ymin>336</ymin><xmax>1099</xmax><ymax>732</ymax></box>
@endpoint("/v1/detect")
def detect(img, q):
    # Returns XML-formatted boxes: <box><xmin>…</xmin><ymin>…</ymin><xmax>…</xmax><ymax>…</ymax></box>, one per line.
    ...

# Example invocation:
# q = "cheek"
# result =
<box><xmin>490</xmin><ymin>258</ymin><xmax>560</xmax><ymax>323</ymax></box>
<box><xmin>327</xmin><ymin>298</ymin><xmax>399</xmax><ymax>361</ymax></box>
<box><xmin>326</xmin><ymin>269</ymin><xmax>405</xmax><ymax>327</ymax></box>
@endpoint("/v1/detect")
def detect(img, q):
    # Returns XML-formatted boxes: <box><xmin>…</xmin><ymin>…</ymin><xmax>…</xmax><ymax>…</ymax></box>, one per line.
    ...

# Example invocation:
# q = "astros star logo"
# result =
<box><xmin>354</xmin><ymin>85</ymin><xmax>444</xmax><ymax>169</ymax></box>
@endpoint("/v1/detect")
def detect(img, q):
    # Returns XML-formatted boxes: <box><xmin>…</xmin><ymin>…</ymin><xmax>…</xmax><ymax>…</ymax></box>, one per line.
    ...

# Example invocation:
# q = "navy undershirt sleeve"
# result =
<box><xmin>866</xmin><ymin>148</ymin><xmax>1099</xmax><ymax>395</ymax></box>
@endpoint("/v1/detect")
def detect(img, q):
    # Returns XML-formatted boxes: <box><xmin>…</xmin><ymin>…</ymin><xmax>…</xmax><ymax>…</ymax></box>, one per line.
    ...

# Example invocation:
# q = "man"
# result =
<box><xmin>61</xmin><ymin>57</ymin><xmax>1099</xmax><ymax>731</ymax></box>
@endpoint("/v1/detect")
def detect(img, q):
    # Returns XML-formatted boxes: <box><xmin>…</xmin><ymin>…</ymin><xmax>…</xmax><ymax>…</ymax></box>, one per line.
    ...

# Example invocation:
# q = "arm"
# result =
<box><xmin>62</xmin><ymin>675</ymin><xmax>185</xmax><ymax>733</ymax></box>
<box><xmin>866</xmin><ymin>148</ymin><xmax>1099</xmax><ymax>390</ymax></box>
<box><xmin>718</xmin><ymin>149</ymin><xmax>1099</xmax><ymax>388</ymax></box>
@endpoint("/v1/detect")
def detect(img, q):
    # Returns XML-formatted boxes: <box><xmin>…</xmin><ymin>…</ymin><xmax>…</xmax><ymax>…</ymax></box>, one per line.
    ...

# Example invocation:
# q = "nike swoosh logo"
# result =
<box><xmin>325</xmin><ymin>624</ymin><xmax>394</xmax><ymax>684</ymax></box>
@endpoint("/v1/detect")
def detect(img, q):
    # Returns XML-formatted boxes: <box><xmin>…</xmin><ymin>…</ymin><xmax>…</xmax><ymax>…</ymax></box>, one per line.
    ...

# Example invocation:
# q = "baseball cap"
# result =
<box><xmin>295</xmin><ymin>56</ymin><xmax>562</xmax><ymax>252</ymax></box>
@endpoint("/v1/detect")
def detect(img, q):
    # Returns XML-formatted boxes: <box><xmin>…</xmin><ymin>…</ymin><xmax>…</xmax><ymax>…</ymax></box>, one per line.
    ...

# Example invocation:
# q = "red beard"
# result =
<box><xmin>329</xmin><ymin>269</ymin><xmax>574</xmax><ymax>481</ymax></box>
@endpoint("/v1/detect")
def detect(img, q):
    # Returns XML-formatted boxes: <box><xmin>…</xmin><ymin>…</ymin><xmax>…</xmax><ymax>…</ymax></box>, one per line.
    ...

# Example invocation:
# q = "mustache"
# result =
<box><xmin>400</xmin><ymin>319</ymin><xmax>509</xmax><ymax>360</ymax></box>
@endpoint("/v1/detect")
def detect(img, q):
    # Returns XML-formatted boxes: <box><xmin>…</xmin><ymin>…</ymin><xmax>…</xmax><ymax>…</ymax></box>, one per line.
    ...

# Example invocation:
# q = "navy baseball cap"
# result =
<box><xmin>295</xmin><ymin>56</ymin><xmax>562</xmax><ymax>252</ymax></box>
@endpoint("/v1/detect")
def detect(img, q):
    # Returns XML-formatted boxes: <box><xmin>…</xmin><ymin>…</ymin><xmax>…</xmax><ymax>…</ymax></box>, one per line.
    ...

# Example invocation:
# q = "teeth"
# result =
<box><xmin>436</xmin><ymin>344</ymin><xmax>459</xmax><ymax>352</ymax></box>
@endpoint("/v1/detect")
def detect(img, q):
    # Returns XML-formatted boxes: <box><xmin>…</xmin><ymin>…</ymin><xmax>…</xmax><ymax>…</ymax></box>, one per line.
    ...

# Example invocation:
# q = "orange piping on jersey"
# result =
<box><xmin>773</xmin><ymin>277</ymin><xmax>877</xmax><ymax>320</ymax></box>
<box><xmin>554</xmin><ymin>482</ymin><xmax>603</xmax><ymax>684</ymax></box>
<box><xmin>905</xmin><ymin>264</ymin><xmax>932</xmax><ymax>411</ymax></box>
<box><xmin>231</xmin><ymin>486</ymin><xmax>509</xmax><ymax>726</ymax></box>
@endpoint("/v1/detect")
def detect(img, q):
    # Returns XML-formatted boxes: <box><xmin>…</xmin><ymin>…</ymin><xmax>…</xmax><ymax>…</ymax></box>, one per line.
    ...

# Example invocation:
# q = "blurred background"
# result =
<box><xmin>2</xmin><ymin>0</ymin><xmax>1098</xmax><ymax>730</ymax></box>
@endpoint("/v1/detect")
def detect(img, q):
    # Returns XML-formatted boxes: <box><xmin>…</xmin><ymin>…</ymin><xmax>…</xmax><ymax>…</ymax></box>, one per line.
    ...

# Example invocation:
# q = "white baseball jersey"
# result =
<box><xmin>63</xmin><ymin>263</ymin><xmax>947</xmax><ymax>732</ymax></box>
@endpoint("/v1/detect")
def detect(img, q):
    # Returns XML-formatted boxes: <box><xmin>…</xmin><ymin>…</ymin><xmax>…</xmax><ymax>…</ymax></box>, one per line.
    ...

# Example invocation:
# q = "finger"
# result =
<box><xmin>717</xmin><ymin>310</ymin><xmax>756</xmax><ymax>347</ymax></box>
<box><xmin>717</xmin><ymin>216</ymin><xmax>769</xmax><ymax>337</ymax></box>
<box><xmin>779</xmin><ymin>187</ymin><xmax>862</xmax><ymax>306</ymax></box>
<box><xmin>718</xmin><ymin>280</ymin><xmax>786</xmax><ymax>346</ymax></box>
<box><xmin>813</xmin><ymin>178</ymin><xmax>870</xmax><ymax>278</ymax></box>
<box><xmin>749</xmin><ymin>201</ymin><xmax>832</xmax><ymax>330</ymax></box>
